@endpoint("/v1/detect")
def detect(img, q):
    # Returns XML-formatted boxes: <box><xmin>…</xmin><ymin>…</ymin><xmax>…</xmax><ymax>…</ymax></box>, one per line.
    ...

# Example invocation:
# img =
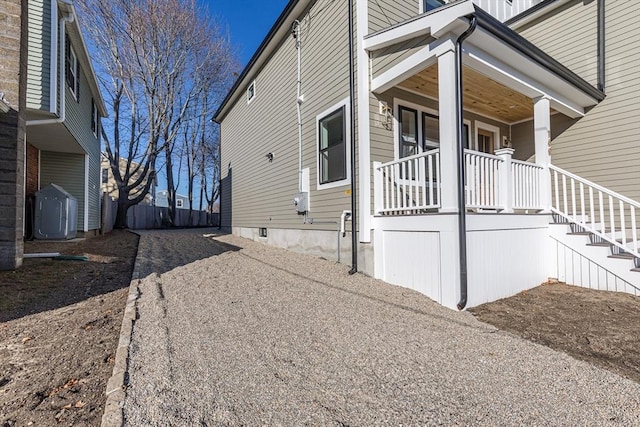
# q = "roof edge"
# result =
<box><xmin>213</xmin><ymin>0</ymin><xmax>306</xmax><ymax>123</ymax></box>
<box><xmin>473</xmin><ymin>5</ymin><xmax>605</xmax><ymax>103</ymax></box>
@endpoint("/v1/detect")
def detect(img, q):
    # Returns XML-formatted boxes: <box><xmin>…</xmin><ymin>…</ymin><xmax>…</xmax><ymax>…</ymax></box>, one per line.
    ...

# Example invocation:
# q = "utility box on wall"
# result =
<box><xmin>34</xmin><ymin>184</ymin><xmax>78</xmax><ymax>240</ymax></box>
<box><xmin>293</xmin><ymin>192</ymin><xmax>309</xmax><ymax>214</ymax></box>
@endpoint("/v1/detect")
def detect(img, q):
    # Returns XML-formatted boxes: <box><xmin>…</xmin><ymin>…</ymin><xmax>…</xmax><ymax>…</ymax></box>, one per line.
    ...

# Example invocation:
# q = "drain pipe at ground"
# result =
<box><xmin>303</xmin><ymin>214</ymin><xmax>342</xmax><ymax>263</ymax></box>
<box><xmin>455</xmin><ymin>15</ymin><xmax>477</xmax><ymax>311</ymax></box>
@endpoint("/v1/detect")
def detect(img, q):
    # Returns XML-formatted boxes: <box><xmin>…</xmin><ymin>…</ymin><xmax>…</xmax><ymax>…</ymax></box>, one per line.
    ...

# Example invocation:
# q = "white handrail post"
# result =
<box><xmin>534</xmin><ymin>96</ymin><xmax>552</xmax><ymax>212</ymax></box>
<box><xmin>373</xmin><ymin>161</ymin><xmax>382</xmax><ymax>214</ymax></box>
<box><xmin>496</xmin><ymin>148</ymin><xmax>514</xmax><ymax>213</ymax></box>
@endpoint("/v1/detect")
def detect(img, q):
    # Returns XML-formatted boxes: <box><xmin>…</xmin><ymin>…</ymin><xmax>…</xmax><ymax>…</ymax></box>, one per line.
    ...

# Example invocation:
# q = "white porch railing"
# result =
<box><xmin>512</xmin><ymin>159</ymin><xmax>543</xmax><ymax>210</ymax></box>
<box><xmin>374</xmin><ymin>148</ymin><xmax>544</xmax><ymax>215</ymax></box>
<box><xmin>374</xmin><ymin>149</ymin><xmax>441</xmax><ymax>214</ymax></box>
<box><xmin>464</xmin><ymin>149</ymin><xmax>501</xmax><ymax>209</ymax></box>
<box><xmin>550</xmin><ymin>164</ymin><xmax>640</xmax><ymax>259</ymax></box>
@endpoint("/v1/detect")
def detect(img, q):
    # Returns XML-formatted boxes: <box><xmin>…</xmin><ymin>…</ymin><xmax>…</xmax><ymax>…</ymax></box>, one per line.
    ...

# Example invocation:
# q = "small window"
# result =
<box><xmin>91</xmin><ymin>99</ymin><xmax>98</xmax><ymax>137</ymax></box>
<box><xmin>318</xmin><ymin>106</ymin><xmax>347</xmax><ymax>186</ymax></box>
<box><xmin>101</xmin><ymin>168</ymin><xmax>108</xmax><ymax>184</ymax></box>
<box><xmin>259</xmin><ymin>227</ymin><xmax>267</xmax><ymax>238</ymax></box>
<box><xmin>176</xmin><ymin>199</ymin><xmax>184</xmax><ymax>208</ymax></box>
<box><xmin>423</xmin><ymin>0</ymin><xmax>446</xmax><ymax>13</ymax></box>
<box><xmin>247</xmin><ymin>81</ymin><xmax>256</xmax><ymax>103</ymax></box>
<box><xmin>399</xmin><ymin>106</ymin><xmax>418</xmax><ymax>158</ymax></box>
<box><xmin>65</xmin><ymin>36</ymin><xmax>80</xmax><ymax>100</ymax></box>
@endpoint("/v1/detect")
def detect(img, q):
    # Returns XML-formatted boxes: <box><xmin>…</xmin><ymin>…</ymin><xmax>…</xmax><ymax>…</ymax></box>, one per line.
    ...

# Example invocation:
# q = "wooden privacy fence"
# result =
<box><xmin>101</xmin><ymin>194</ymin><xmax>220</xmax><ymax>233</ymax></box>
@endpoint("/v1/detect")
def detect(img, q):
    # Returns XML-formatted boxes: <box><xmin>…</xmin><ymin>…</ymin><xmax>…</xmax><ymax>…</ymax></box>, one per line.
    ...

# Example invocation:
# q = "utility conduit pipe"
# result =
<box><xmin>27</xmin><ymin>11</ymin><xmax>74</xmax><ymax>126</ymax></box>
<box><xmin>292</xmin><ymin>20</ymin><xmax>304</xmax><ymax>192</ymax></box>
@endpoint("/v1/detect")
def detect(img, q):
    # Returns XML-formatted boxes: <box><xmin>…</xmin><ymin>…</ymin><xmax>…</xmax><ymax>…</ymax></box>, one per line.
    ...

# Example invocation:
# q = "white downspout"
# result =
<box><xmin>27</xmin><ymin>10</ymin><xmax>74</xmax><ymax>126</ymax></box>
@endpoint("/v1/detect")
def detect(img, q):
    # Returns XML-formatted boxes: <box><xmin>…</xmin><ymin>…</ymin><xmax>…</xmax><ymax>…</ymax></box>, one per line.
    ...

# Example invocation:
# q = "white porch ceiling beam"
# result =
<box><xmin>371</xmin><ymin>38</ymin><xmax>455</xmax><ymax>94</ymax></box>
<box><xmin>463</xmin><ymin>43</ymin><xmax>586</xmax><ymax>119</ymax></box>
<box><xmin>363</xmin><ymin>1</ymin><xmax>475</xmax><ymax>52</ymax></box>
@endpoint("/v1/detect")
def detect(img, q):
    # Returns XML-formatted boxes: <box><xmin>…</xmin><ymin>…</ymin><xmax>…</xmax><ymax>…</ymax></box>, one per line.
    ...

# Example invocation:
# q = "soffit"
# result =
<box><xmin>399</xmin><ymin>64</ymin><xmax>559</xmax><ymax>123</ymax></box>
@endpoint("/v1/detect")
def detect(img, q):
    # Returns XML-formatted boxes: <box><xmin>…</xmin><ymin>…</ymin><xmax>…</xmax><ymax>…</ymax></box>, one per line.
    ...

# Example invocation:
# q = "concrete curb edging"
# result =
<box><xmin>100</xmin><ymin>273</ymin><xmax>139</xmax><ymax>427</ymax></box>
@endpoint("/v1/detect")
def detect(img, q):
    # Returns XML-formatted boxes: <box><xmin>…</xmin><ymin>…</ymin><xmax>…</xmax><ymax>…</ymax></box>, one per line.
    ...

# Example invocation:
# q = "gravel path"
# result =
<box><xmin>123</xmin><ymin>229</ymin><xmax>640</xmax><ymax>426</ymax></box>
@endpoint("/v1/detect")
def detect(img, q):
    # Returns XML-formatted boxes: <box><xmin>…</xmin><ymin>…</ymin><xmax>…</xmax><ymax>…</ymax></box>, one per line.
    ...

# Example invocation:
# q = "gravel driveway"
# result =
<box><xmin>123</xmin><ymin>229</ymin><xmax>640</xmax><ymax>426</ymax></box>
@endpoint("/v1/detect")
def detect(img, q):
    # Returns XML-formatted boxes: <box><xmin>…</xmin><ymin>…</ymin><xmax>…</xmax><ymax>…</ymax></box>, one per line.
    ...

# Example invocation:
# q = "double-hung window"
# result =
<box><xmin>422</xmin><ymin>0</ymin><xmax>446</xmax><ymax>13</ymax></box>
<box><xmin>317</xmin><ymin>99</ymin><xmax>350</xmax><ymax>189</ymax></box>
<box><xmin>65</xmin><ymin>35</ymin><xmax>80</xmax><ymax>100</ymax></box>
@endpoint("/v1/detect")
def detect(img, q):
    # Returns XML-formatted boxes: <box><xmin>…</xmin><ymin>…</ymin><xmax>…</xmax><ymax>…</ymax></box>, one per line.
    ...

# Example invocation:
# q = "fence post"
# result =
<box><xmin>495</xmin><ymin>148</ymin><xmax>514</xmax><ymax>213</ymax></box>
<box><xmin>373</xmin><ymin>161</ymin><xmax>382</xmax><ymax>215</ymax></box>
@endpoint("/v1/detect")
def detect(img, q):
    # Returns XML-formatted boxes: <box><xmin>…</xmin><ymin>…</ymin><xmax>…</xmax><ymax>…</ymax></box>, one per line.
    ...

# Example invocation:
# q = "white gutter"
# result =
<box><xmin>27</xmin><ymin>9</ymin><xmax>74</xmax><ymax>126</ymax></box>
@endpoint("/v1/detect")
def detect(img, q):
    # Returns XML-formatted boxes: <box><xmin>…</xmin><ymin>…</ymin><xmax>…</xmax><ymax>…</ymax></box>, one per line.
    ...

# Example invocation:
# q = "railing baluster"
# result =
<box><xmin>553</xmin><ymin>170</ymin><xmax>559</xmax><ymax>212</ymax></box>
<box><xmin>589</xmin><ymin>187</ymin><xmax>595</xmax><ymax>231</ymax></box>
<box><xmin>609</xmin><ymin>195</ymin><xmax>615</xmax><ymax>242</ymax></box>
<box><xmin>599</xmin><ymin>191</ymin><xmax>605</xmax><ymax>235</ymax></box>
<box><xmin>631</xmin><ymin>206</ymin><xmax>638</xmax><ymax>254</ymax></box>
<box><xmin>579</xmin><ymin>182</ymin><xmax>585</xmax><ymax>225</ymax></box>
<box><xmin>571</xmin><ymin>179</ymin><xmax>577</xmax><ymax>222</ymax></box>
<box><xmin>619</xmin><ymin>200</ymin><xmax>626</xmax><ymax>252</ymax></box>
<box><xmin>435</xmin><ymin>152</ymin><xmax>441</xmax><ymax>206</ymax></box>
<box><xmin>425</xmin><ymin>155</ymin><xmax>431</xmax><ymax>208</ymax></box>
<box><xmin>562</xmin><ymin>174</ymin><xmax>568</xmax><ymax>216</ymax></box>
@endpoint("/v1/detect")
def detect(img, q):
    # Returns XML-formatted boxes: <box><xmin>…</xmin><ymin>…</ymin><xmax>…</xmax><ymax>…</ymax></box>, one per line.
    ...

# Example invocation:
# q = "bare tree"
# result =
<box><xmin>78</xmin><ymin>0</ymin><xmax>237</xmax><ymax>228</ymax></box>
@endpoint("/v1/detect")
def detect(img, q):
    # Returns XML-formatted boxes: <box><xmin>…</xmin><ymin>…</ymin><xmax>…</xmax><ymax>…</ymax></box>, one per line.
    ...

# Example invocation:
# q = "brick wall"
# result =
<box><xmin>25</xmin><ymin>143</ymin><xmax>38</xmax><ymax>196</ymax></box>
<box><xmin>0</xmin><ymin>0</ymin><xmax>27</xmax><ymax>270</ymax></box>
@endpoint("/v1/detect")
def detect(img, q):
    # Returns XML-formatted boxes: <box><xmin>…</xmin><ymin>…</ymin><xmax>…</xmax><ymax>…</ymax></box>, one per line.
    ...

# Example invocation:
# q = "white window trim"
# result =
<box><xmin>91</xmin><ymin>100</ymin><xmax>98</xmax><ymax>138</ymax></box>
<box><xmin>68</xmin><ymin>46</ymin><xmax>79</xmax><ymax>101</ymax></box>
<box><xmin>316</xmin><ymin>97</ymin><xmax>351</xmax><ymax>191</ymax></box>
<box><xmin>474</xmin><ymin>120</ymin><xmax>501</xmax><ymax>154</ymax></box>
<box><xmin>247</xmin><ymin>80</ymin><xmax>256</xmax><ymax>104</ymax></box>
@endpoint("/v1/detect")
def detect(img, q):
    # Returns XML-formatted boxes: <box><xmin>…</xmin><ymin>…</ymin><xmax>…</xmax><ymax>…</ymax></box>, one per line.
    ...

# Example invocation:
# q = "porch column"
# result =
<box><xmin>437</xmin><ymin>47</ymin><xmax>459</xmax><ymax>213</ymax></box>
<box><xmin>534</xmin><ymin>96</ymin><xmax>552</xmax><ymax>211</ymax></box>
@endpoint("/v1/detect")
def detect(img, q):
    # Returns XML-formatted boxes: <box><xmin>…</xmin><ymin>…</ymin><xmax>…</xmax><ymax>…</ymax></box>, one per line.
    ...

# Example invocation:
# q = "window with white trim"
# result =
<box><xmin>91</xmin><ymin>99</ymin><xmax>98</xmax><ymax>137</ymax></box>
<box><xmin>247</xmin><ymin>81</ymin><xmax>256</xmax><ymax>103</ymax></box>
<box><xmin>65</xmin><ymin>36</ymin><xmax>80</xmax><ymax>101</ymax></box>
<box><xmin>317</xmin><ymin>99</ymin><xmax>350</xmax><ymax>189</ymax></box>
<box><xmin>176</xmin><ymin>199</ymin><xmax>184</xmax><ymax>208</ymax></box>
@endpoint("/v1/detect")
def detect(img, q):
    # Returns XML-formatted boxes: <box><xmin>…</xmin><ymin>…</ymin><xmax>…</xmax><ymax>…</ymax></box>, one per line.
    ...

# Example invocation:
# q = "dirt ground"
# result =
<box><xmin>470</xmin><ymin>282</ymin><xmax>640</xmax><ymax>384</ymax></box>
<box><xmin>0</xmin><ymin>230</ymin><xmax>138</xmax><ymax>427</ymax></box>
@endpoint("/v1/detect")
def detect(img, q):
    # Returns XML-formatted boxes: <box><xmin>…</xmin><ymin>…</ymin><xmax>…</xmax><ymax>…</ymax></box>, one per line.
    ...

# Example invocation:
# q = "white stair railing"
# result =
<box><xmin>374</xmin><ymin>149</ymin><xmax>440</xmax><ymax>214</ymax></box>
<box><xmin>550</xmin><ymin>164</ymin><xmax>639</xmax><ymax>259</ymax></box>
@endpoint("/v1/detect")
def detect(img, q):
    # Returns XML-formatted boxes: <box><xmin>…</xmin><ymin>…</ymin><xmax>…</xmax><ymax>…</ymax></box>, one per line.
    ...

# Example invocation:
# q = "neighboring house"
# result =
<box><xmin>0</xmin><ymin>0</ymin><xmax>27</xmax><ymax>269</ymax></box>
<box><xmin>100</xmin><ymin>154</ymin><xmax>153</xmax><ymax>205</ymax></box>
<box><xmin>24</xmin><ymin>0</ymin><xmax>107</xmax><ymax>237</ymax></box>
<box><xmin>214</xmin><ymin>0</ymin><xmax>639</xmax><ymax>309</ymax></box>
<box><xmin>155</xmin><ymin>190</ymin><xmax>190</xmax><ymax>210</ymax></box>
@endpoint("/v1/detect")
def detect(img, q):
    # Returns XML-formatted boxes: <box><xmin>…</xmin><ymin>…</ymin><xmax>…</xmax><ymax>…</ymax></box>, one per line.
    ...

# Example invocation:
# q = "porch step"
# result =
<box><xmin>631</xmin><ymin>268</ymin><xmax>640</xmax><ymax>273</ymax></box>
<box><xmin>587</xmin><ymin>242</ymin><xmax>612</xmax><ymax>247</ymax></box>
<box><xmin>608</xmin><ymin>253</ymin><xmax>636</xmax><ymax>260</ymax></box>
<box><xmin>567</xmin><ymin>231</ymin><xmax>591</xmax><ymax>236</ymax></box>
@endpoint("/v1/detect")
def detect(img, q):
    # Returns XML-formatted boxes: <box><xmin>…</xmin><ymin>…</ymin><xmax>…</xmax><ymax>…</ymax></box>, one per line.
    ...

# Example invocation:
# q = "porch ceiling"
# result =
<box><xmin>399</xmin><ymin>65</ymin><xmax>554</xmax><ymax>123</ymax></box>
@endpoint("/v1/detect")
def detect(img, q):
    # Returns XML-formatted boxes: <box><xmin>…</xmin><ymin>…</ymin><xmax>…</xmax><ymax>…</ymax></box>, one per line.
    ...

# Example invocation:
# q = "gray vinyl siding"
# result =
<box><xmin>64</xmin><ymin>38</ymin><xmax>101</xmax><ymax>230</ymax></box>
<box><xmin>220</xmin><ymin>0</ymin><xmax>352</xmax><ymax>232</ymax></box>
<box><xmin>516</xmin><ymin>1</ymin><xmax>640</xmax><ymax>202</ymax></box>
<box><xmin>26</xmin><ymin>0</ymin><xmax>52</xmax><ymax>111</ymax></box>
<box><xmin>369</xmin><ymin>0</ymin><xmax>418</xmax><ymax>33</ymax></box>
<box><xmin>40</xmin><ymin>151</ymin><xmax>85</xmax><ymax>231</ymax></box>
<box><xmin>62</xmin><ymin>38</ymin><xmax>102</xmax><ymax>231</ymax></box>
